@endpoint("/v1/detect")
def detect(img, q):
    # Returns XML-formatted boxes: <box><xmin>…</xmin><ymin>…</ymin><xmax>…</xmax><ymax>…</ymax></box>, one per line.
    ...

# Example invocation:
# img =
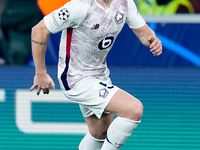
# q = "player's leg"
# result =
<box><xmin>106</xmin><ymin>89</ymin><xmax>143</xmax><ymax>121</ymax></box>
<box><xmin>101</xmin><ymin>89</ymin><xmax>143</xmax><ymax>150</ymax></box>
<box><xmin>78</xmin><ymin>132</ymin><xmax>104</xmax><ymax>150</ymax></box>
<box><xmin>78</xmin><ymin>113</ymin><xmax>114</xmax><ymax>150</ymax></box>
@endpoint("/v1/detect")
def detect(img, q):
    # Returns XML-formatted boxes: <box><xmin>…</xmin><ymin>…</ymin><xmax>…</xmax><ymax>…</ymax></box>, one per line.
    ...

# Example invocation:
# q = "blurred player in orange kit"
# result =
<box><xmin>31</xmin><ymin>0</ymin><xmax>162</xmax><ymax>149</ymax></box>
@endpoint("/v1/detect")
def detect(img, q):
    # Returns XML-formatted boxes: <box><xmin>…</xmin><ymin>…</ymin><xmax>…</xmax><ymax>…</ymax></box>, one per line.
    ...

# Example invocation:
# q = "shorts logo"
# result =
<box><xmin>99</xmin><ymin>88</ymin><xmax>109</xmax><ymax>98</ymax></box>
<box><xmin>114</xmin><ymin>12</ymin><xmax>124</xmax><ymax>24</ymax></box>
<box><xmin>58</xmin><ymin>8</ymin><xmax>70</xmax><ymax>20</ymax></box>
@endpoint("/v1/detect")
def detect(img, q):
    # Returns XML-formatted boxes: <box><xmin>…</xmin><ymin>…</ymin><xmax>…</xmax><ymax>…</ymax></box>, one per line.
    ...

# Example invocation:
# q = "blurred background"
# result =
<box><xmin>0</xmin><ymin>0</ymin><xmax>200</xmax><ymax>150</ymax></box>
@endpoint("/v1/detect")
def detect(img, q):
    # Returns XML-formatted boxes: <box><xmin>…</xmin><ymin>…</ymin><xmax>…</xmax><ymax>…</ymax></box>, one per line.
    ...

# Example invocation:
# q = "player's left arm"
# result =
<box><xmin>132</xmin><ymin>24</ymin><xmax>162</xmax><ymax>56</ymax></box>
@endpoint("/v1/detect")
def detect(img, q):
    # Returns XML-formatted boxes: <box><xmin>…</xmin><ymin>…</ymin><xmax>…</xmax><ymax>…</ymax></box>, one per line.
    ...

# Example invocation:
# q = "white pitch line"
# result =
<box><xmin>0</xmin><ymin>89</ymin><xmax>5</xmax><ymax>102</ymax></box>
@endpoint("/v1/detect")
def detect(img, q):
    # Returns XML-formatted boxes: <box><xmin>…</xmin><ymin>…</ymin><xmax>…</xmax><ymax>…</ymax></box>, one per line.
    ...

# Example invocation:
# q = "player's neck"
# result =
<box><xmin>96</xmin><ymin>0</ymin><xmax>112</xmax><ymax>9</ymax></box>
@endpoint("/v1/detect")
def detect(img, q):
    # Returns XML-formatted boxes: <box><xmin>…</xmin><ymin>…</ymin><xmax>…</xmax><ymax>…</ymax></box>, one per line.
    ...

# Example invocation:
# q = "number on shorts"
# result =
<box><xmin>99</xmin><ymin>82</ymin><xmax>114</xmax><ymax>89</ymax></box>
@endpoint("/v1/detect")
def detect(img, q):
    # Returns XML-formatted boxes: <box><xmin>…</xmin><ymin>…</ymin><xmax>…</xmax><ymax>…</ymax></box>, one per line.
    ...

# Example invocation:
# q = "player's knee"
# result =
<box><xmin>135</xmin><ymin>101</ymin><xmax>143</xmax><ymax>120</ymax></box>
<box><xmin>127</xmin><ymin>101</ymin><xmax>143</xmax><ymax>121</ymax></box>
<box><xmin>90</xmin><ymin>131</ymin><xmax>107</xmax><ymax>139</ymax></box>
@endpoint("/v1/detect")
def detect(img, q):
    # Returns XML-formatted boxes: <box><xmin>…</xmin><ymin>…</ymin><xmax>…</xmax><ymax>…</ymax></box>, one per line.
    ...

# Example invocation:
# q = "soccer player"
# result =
<box><xmin>30</xmin><ymin>0</ymin><xmax>162</xmax><ymax>149</ymax></box>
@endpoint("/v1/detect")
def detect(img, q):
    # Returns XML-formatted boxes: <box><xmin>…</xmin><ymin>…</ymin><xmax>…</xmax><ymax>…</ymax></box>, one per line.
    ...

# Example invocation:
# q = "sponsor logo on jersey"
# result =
<box><xmin>98</xmin><ymin>36</ymin><xmax>114</xmax><ymax>50</ymax></box>
<box><xmin>114</xmin><ymin>12</ymin><xmax>124</xmax><ymax>24</ymax></box>
<box><xmin>58</xmin><ymin>8</ymin><xmax>70</xmax><ymax>21</ymax></box>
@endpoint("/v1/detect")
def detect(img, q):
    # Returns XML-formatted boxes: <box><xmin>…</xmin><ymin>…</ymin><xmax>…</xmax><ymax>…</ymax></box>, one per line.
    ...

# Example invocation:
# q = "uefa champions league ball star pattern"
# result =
<box><xmin>58</xmin><ymin>8</ymin><xmax>70</xmax><ymax>20</ymax></box>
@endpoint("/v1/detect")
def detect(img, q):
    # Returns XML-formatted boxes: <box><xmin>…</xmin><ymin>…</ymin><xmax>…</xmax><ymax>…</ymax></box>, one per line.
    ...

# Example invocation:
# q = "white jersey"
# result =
<box><xmin>44</xmin><ymin>0</ymin><xmax>145</xmax><ymax>90</ymax></box>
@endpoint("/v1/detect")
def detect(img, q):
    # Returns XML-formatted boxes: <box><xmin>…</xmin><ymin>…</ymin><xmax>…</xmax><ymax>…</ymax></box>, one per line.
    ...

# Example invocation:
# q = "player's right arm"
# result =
<box><xmin>30</xmin><ymin>1</ymin><xmax>89</xmax><ymax>95</ymax></box>
<box><xmin>30</xmin><ymin>20</ymin><xmax>55</xmax><ymax>95</ymax></box>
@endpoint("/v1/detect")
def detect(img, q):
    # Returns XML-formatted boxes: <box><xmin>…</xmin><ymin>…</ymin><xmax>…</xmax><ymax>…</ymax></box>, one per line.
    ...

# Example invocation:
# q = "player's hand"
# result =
<box><xmin>30</xmin><ymin>73</ymin><xmax>55</xmax><ymax>95</ymax></box>
<box><xmin>148</xmin><ymin>36</ymin><xmax>162</xmax><ymax>56</ymax></box>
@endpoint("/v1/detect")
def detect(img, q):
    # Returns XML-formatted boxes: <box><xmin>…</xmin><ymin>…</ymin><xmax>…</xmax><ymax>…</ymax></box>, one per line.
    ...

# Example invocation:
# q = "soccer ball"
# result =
<box><xmin>58</xmin><ymin>8</ymin><xmax>69</xmax><ymax>20</ymax></box>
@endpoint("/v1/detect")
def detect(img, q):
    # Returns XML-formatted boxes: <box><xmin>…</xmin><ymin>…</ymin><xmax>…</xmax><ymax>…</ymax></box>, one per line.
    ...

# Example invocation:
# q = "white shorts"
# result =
<box><xmin>61</xmin><ymin>76</ymin><xmax>119</xmax><ymax>119</ymax></box>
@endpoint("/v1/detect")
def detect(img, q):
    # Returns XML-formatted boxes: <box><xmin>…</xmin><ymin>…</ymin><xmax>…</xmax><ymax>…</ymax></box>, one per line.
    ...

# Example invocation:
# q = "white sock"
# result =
<box><xmin>101</xmin><ymin>117</ymin><xmax>141</xmax><ymax>150</ymax></box>
<box><xmin>78</xmin><ymin>132</ymin><xmax>104</xmax><ymax>150</ymax></box>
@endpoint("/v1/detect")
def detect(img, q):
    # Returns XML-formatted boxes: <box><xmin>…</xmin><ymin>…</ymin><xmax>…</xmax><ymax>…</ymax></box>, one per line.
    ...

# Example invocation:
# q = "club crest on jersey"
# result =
<box><xmin>58</xmin><ymin>8</ymin><xmax>70</xmax><ymax>20</ymax></box>
<box><xmin>114</xmin><ymin>12</ymin><xmax>124</xmax><ymax>25</ymax></box>
<box><xmin>99</xmin><ymin>88</ymin><xmax>109</xmax><ymax>98</ymax></box>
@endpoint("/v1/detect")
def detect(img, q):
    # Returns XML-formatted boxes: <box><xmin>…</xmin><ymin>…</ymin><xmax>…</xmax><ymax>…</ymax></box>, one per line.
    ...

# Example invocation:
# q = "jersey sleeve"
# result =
<box><xmin>43</xmin><ymin>0</ymin><xmax>90</xmax><ymax>34</ymax></box>
<box><xmin>126</xmin><ymin>0</ymin><xmax>146</xmax><ymax>29</ymax></box>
